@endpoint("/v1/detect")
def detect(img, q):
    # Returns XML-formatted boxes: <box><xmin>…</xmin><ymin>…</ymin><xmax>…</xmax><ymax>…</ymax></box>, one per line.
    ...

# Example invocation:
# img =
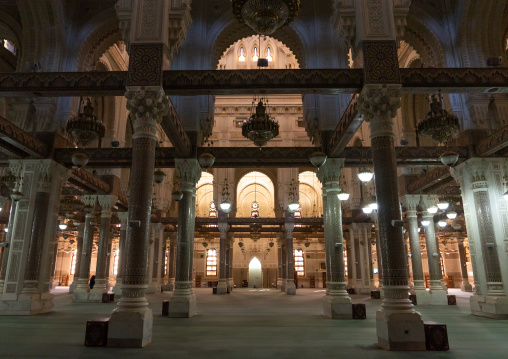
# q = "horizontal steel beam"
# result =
<box><xmin>52</xmin><ymin>146</ymin><xmax>469</xmax><ymax>168</ymax></box>
<box><xmin>0</xmin><ymin>68</ymin><xmax>506</xmax><ymax>97</ymax></box>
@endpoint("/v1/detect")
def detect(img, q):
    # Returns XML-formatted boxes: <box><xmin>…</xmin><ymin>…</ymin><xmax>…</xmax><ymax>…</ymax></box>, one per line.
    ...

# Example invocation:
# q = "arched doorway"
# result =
<box><xmin>248</xmin><ymin>257</ymin><xmax>262</xmax><ymax>288</ymax></box>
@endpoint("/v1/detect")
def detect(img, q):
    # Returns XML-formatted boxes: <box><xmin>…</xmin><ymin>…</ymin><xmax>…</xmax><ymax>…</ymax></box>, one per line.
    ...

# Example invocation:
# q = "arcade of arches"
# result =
<box><xmin>0</xmin><ymin>0</ymin><xmax>508</xmax><ymax>355</ymax></box>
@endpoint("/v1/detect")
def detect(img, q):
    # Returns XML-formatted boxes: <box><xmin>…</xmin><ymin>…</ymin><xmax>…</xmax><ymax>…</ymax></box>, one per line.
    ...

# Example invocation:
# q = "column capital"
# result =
<box><xmin>420</xmin><ymin>194</ymin><xmax>437</xmax><ymax>211</ymax></box>
<box><xmin>125</xmin><ymin>87</ymin><xmax>169</xmax><ymax>140</ymax></box>
<box><xmin>175</xmin><ymin>158</ymin><xmax>201</xmax><ymax>189</ymax></box>
<box><xmin>401</xmin><ymin>195</ymin><xmax>420</xmax><ymax>214</ymax></box>
<box><xmin>317</xmin><ymin>158</ymin><xmax>344</xmax><ymax>185</ymax></box>
<box><xmin>118</xmin><ymin>211</ymin><xmax>129</xmax><ymax>227</ymax></box>
<box><xmin>218</xmin><ymin>222</ymin><xmax>229</xmax><ymax>235</ymax></box>
<box><xmin>357</xmin><ymin>85</ymin><xmax>401</xmax><ymax>139</ymax></box>
<box><xmin>98</xmin><ymin>195</ymin><xmax>118</xmax><ymax>217</ymax></box>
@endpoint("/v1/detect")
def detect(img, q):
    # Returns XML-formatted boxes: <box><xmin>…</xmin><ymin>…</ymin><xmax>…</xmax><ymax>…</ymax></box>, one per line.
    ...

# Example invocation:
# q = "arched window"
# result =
<box><xmin>209</xmin><ymin>200</ymin><xmax>217</xmax><ymax>218</ymax></box>
<box><xmin>70</xmin><ymin>249</ymin><xmax>77</xmax><ymax>275</ymax></box>
<box><xmin>206</xmin><ymin>249</ymin><xmax>217</xmax><ymax>276</ymax></box>
<box><xmin>267</xmin><ymin>47</ymin><xmax>272</xmax><ymax>62</ymax></box>
<box><xmin>294</xmin><ymin>248</ymin><xmax>304</xmax><ymax>276</ymax></box>
<box><xmin>251</xmin><ymin>201</ymin><xmax>260</xmax><ymax>218</ymax></box>
<box><xmin>239</xmin><ymin>47</ymin><xmax>246</xmax><ymax>62</ymax></box>
<box><xmin>252</xmin><ymin>47</ymin><xmax>258</xmax><ymax>61</ymax></box>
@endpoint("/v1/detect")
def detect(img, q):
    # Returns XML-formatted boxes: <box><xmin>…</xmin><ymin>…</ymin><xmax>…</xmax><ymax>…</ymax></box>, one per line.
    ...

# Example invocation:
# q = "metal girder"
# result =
<box><xmin>0</xmin><ymin>68</ymin><xmax>506</xmax><ymax>97</ymax></box>
<box><xmin>52</xmin><ymin>146</ymin><xmax>469</xmax><ymax>168</ymax></box>
<box><xmin>160</xmin><ymin>99</ymin><xmax>192</xmax><ymax>157</ymax></box>
<box><xmin>327</xmin><ymin>94</ymin><xmax>361</xmax><ymax>157</ymax></box>
<box><xmin>0</xmin><ymin>115</ymin><xmax>47</xmax><ymax>158</ymax></box>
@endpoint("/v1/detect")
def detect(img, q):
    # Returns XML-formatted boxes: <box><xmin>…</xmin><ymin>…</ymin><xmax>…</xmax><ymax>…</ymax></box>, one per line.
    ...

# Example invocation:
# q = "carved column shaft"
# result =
<box><xmin>77</xmin><ymin>213</ymin><xmax>94</xmax><ymax>288</ymax></box>
<box><xmin>318</xmin><ymin>158</ymin><xmax>347</xmax><ymax>296</ymax></box>
<box><xmin>0</xmin><ymin>201</ymin><xmax>17</xmax><ymax>287</ymax></box>
<box><xmin>22</xmin><ymin>185</ymin><xmax>50</xmax><ymax>293</ymax></box>
<box><xmin>473</xmin><ymin>181</ymin><xmax>504</xmax><ymax>296</ymax></box>
<box><xmin>95</xmin><ymin>215</ymin><xmax>111</xmax><ymax>281</ymax></box>
<box><xmin>407</xmin><ymin>212</ymin><xmax>425</xmax><ymax>286</ymax></box>
<box><xmin>423</xmin><ymin>215</ymin><xmax>443</xmax><ymax>284</ymax></box>
<box><xmin>219</xmin><ymin>225</ymin><xmax>227</xmax><ymax>281</ymax></box>
<box><xmin>458</xmin><ymin>240</ymin><xmax>470</xmax><ymax>282</ymax></box>
<box><xmin>168</xmin><ymin>236</ymin><xmax>176</xmax><ymax>280</ymax></box>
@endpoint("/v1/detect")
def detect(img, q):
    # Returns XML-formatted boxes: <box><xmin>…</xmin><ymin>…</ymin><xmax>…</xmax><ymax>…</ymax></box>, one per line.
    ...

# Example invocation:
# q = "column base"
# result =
<box><xmin>276</xmin><ymin>279</ymin><xmax>282</xmax><ymax>289</ymax></box>
<box><xmin>89</xmin><ymin>282</ymin><xmax>107</xmax><ymax>302</ymax></box>
<box><xmin>280</xmin><ymin>283</ymin><xmax>286</xmax><ymax>292</ymax></box>
<box><xmin>356</xmin><ymin>285</ymin><xmax>372</xmax><ymax>295</ymax></box>
<box><xmin>162</xmin><ymin>278</ymin><xmax>175</xmax><ymax>291</ymax></box>
<box><xmin>108</xmin><ymin>307</ymin><xmax>153</xmax><ymax>348</ymax></box>
<box><xmin>470</xmin><ymin>295</ymin><xmax>508</xmax><ymax>319</ymax></box>
<box><xmin>376</xmin><ymin>310</ymin><xmax>426</xmax><ymax>351</ymax></box>
<box><xmin>461</xmin><ymin>282</ymin><xmax>473</xmax><ymax>292</ymax></box>
<box><xmin>285</xmin><ymin>280</ymin><xmax>296</xmax><ymax>295</ymax></box>
<box><xmin>217</xmin><ymin>279</ymin><xmax>228</xmax><ymax>295</ymax></box>
<box><xmin>168</xmin><ymin>282</ymin><xmax>196</xmax><ymax>318</ymax></box>
<box><xmin>0</xmin><ymin>293</ymin><xmax>54</xmax><ymax>315</ymax></box>
<box><xmin>228</xmin><ymin>278</ymin><xmax>233</xmax><ymax>292</ymax></box>
<box><xmin>72</xmin><ymin>285</ymin><xmax>91</xmax><ymax>303</ymax></box>
<box><xmin>145</xmin><ymin>283</ymin><xmax>159</xmax><ymax>294</ymax></box>
<box><xmin>69</xmin><ymin>281</ymin><xmax>78</xmax><ymax>294</ymax></box>
<box><xmin>322</xmin><ymin>295</ymin><xmax>352</xmax><ymax>319</ymax></box>
<box><xmin>414</xmin><ymin>289</ymin><xmax>431</xmax><ymax>305</ymax></box>
<box><xmin>429</xmin><ymin>286</ymin><xmax>448</xmax><ymax>305</ymax></box>
<box><xmin>112</xmin><ymin>280</ymin><xmax>123</xmax><ymax>298</ymax></box>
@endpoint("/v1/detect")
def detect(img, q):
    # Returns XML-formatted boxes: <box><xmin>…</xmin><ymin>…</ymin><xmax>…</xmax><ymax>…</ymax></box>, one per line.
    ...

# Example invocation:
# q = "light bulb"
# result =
<box><xmin>288</xmin><ymin>202</ymin><xmax>299</xmax><ymax>212</ymax></box>
<box><xmin>337</xmin><ymin>191</ymin><xmax>350</xmax><ymax>201</ymax></box>
<box><xmin>358</xmin><ymin>169</ymin><xmax>374</xmax><ymax>183</ymax></box>
<box><xmin>59</xmin><ymin>223</ymin><xmax>67</xmax><ymax>230</ymax></box>
<box><xmin>427</xmin><ymin>205</ymin><xmax>438</xmax><ymax>214</ymax></box>
<box><xmin>220</xmin><ymin>202</ymin><xmax>231</xmax><ymax>212</ymax></box>
<box><xmin>446</xmin><ymin>211</ymin><xmax>457</xmax><ymax>219</ymax></box>
<box><xmin>421</xmin><ymin>220</ymin><xmax>431</xmax><ymax>227</ymax></box>
<box><xmin>369</xmin><ymin>202</ymin><xmax>378</xmax><ymax>210</ymax></box>
<box><xmin>437</xmin><ymin>201</ymin><xmax>449</xmax><ymax>210</ymax></box>
<box><xmin>438</xmin><ymin>220</ymin><xmax>447</xmax><ymax>228</ymax></box>
<box><xmin>362</xmin><ymin>206</ymin><xmax>373</xmax><ymax>214</ymax></box>
<box><xmin>3</xmin><ymin>227</ymin><xmax>8</xmax><ymax>233</ymax></box>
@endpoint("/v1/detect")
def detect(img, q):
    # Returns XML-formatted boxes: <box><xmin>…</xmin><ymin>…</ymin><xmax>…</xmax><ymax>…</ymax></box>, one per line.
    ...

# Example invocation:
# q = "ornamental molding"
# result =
<box><xmin>420</xmin><ymin>194</ymin><xmax>437</xmax><ymax>210</ymax></box>
<box><xmin>98</xmin><ymin>195</ymin><xmax>118</xmax><ymax>215</ymax></box>
<box><xmin>357</xmin><ymin>85</ymin><xmax>401</xmax><ymax>139</ymax></box>
<box><xmin>402</xmin><ymin>194</ymin><xmax>420</xmax><ymax>212</ymax></box>
<box><xmin>118</xmin><ymin>211</ymin><xmax>129</xmax><ymax>226</ymax></box>
<box><xmin>175</xmin><ymin>158</ymin><xmax>201</xmax><ymax>188</ymax></box>
<box><xmin>125</xmin><ymin>87</ymin><xmax>170</xmax><ymax>140</ymax></box>
<box><xmin>317</xmin><ymin>158</ymin><xmax>345</xmax><ymax>184</ymax></box>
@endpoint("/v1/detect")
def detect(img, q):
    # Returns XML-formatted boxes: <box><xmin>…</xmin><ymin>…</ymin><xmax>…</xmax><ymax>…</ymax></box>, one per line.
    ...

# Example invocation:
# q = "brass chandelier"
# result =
<box><xmin>417</xmin><ymin>93</ymin><xmax>459</xmax><ymax>144</ymax></box>
<box><xmin>232</xmin><ymin>0</ymin><xmax>300</xmax><ymax>35</ymax></box>
<box><xmin>242</xmin><ymin>97</ymin><xmax>279</xmax><ymax>147</ymax></box>
<box><xmin>66</xmin><ymin>98</ymin><xmax>105</xmax><ymax>148</ymax></box>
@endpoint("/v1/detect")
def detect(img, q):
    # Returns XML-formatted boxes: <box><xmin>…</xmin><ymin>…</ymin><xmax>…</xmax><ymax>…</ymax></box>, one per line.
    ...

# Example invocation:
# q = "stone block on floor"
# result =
<box><xmin>352</xmin><ymin>304</ymin><xmax>366</xmax><ymax>319</ymax></box>
<box><xmin>424</xmin><ymin>321</ymin><xmax>449</xmax><ymax>351</ymax></box>
<box><xmin>85</xmin><ymin>319</ymin><xmax>108</xmax><ymax>347</ymax></box>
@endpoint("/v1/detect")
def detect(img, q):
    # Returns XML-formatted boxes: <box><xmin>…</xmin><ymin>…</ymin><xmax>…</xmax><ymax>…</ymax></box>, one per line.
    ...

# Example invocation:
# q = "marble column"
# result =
<box><xmin>90</xmin><ymin>195</ymin><xmax>115</xmax><ymax>301</ymax></box>
<box><xmin>402</xmin><ymin>195</ymin><xmax>430</xmax><ymax>304</ymax></box>
<box><xmin>164</xmin><ymin>233</ymin><xmax>177</xmax><ymax>291</ymax></box>
<box><xmin>73</xmin><ymin>198</ymin><xmax>95</xmax><ymax>302</ymax></box>
<box><xmin>168</xmin><ymin>158</ymin><xmax>201</xmax><ymax>318</ymax></box>
<box><xmin>458</xmin><ymin>238</ymin><xmax>473</xmax><ymax>292</ymax></box>
<box><xmin>217</xmin><ymin>217</ymin><xmax>229</xmax><ymax>295</ymax></box>
<box><xmin>317</xmin><ymin>158</ymin><xmax>351</xmax><ymax>318</ymax></box>
<box><xmin>358</xmin><ymin>85</ymin><xmax>425</xmax><ymax>349</ymax></box>
<box><xmin>451</xmin><ymin>158</ymin><xmax>508</xmax><ymax>318</ymax></box>
<box><xmin>280</xmin><ymin>240</ymin><xmax>287</xmax><ymax>292</ymax></box>
<box><xmin>113</xmin><ymin>212</ymin><xmax>128</xmax><ymax>297</ymax></box>
<box><xmin>227</xmin><ymin>232</ymin><xmax>234</xmax><ymax>292</ymax></box>
<box><xmin>69</xmin><ymin>223</ymin><xmax>85</xmax><ymax>293</ymax></box>
<box><xmin>146</xmin><ymin>223</ymin><xmax>162</xmax><ymax>294</ymax></box>
<box><xmin>285</xmin><ymin>218</ymin><xmax>296</xmax><ymax>295</ymax></box>
<box><xmin>0</xmin><ymin>199</ymin><xmax>17</xmax><ymax>294</ymax></box>
<box><xmin>420</xmin><ymin>195</ymin><xmax>448</xmax><ymax>305</ymax></box>
<box><xmin>358</xmin><ymin>223</ymin><xmax>374</xmax><ymax>294</ymax></box>
<box><xmin>20</xmin><ymin>175</ymin><xmax>51</xmax><ymax>296</ymax></box>
<box><xmin>277</xmin><ymin>235</ymin><xmax>283</xmax><ymax>289</ymax></box>
<box><xmin>108</xmin><ymin>88</ymin><xmax>169</xmax><ymax>347</ymax></box>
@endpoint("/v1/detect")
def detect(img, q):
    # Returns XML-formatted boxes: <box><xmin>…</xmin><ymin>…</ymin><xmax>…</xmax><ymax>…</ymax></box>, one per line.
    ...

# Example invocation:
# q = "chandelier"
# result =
<box><xmin>232</xmin><ymin>0</ymin><xmax>300</xmax><ymax>35</ymax></box>
<box><xmin>66</xmin><ymin>98</ymin><xmax>105</xmax><ymax>148</ymax></box>
<box><xmin>417</xmin><ymin>93</ymin><xmax>459</xmax><ymax>144</ymax></box>
<box><xmin>242</xmin><ymin>97</ymin><xmax>279</xmax><ymax>147</ymax></box>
